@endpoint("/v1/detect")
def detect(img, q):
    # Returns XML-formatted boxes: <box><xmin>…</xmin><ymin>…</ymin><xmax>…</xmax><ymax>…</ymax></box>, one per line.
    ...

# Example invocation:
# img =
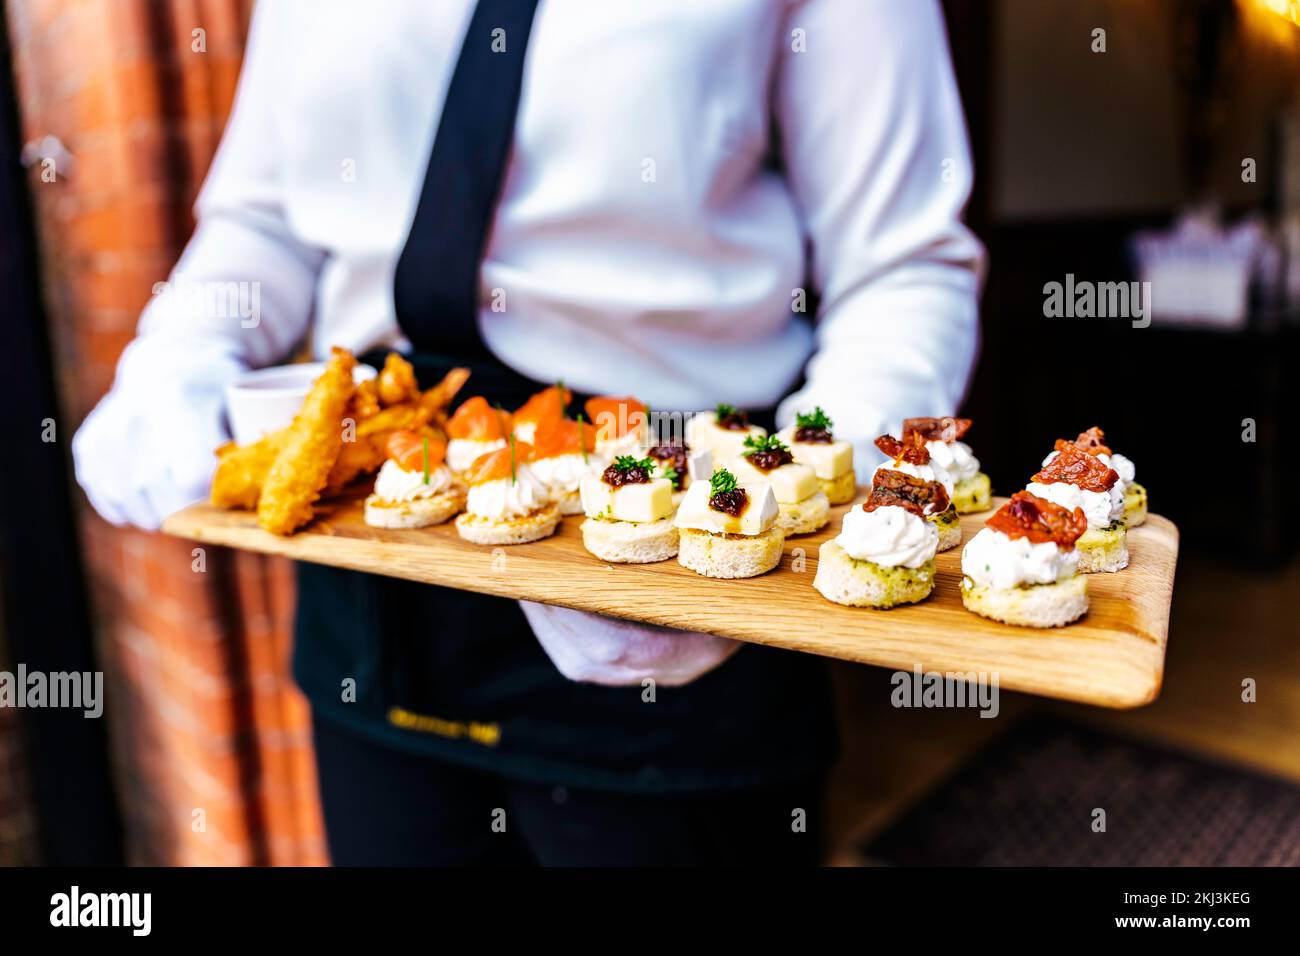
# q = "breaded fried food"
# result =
<box><xmin>257</xmin><ymin>348</ymin><xmax>356</xmax><ymax>535</ymax></box>
<box><xmin>377</xmin><ymin>352</ymin><xmax>419</xmax><ymax>406</ymax></box>
<box><xmin>211</xmin><ymin>431</ymin><xmax>284</xmax><ymax>509</ymax></box>
<box><xmin>211</xmin><ymin>356</ymin><xmax>469</xmax><ymax>517</ymax></box>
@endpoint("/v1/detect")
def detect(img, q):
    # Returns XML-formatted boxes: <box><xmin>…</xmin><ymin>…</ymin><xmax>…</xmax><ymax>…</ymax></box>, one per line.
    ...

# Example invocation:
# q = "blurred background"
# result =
<box><xmin>0</xmin><ymin>0</ymin><xmax>1296</xmax><ymax>866</ymax></box>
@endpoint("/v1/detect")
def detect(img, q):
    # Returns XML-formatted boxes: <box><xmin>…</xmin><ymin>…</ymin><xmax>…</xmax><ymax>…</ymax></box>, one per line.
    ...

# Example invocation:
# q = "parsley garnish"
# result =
<box><xmin>710</xmin><ymin>468</ymin><xmax>738</xmax><ymax>496</ymax></box>
<box><xmin>715</xmin><ymin>402</ymin><xmax>739</xmax><ymax>421</ymax></box>
<box><xmin>421</xmin><ymin>436</ymin><xmax>430</xmax><ymax>485</ymax></box>
<box><xmin>613</xmin><ymin>454</ymin><xmax>655</xmax><ymax>474</ymax></box>
<box><xmin>659</xmin><ymin>464</ymin><xmax>680</xmax><ymax>487</ymax></box>
<box><xmin>795</xmin><ymin>406</ymin><xmax>833</xmax><ymax>432</ymax></box>
<box><xmin>743</xmin><ymin>433</ymin><xmax>789</xmax><ymax>455</ymax></box>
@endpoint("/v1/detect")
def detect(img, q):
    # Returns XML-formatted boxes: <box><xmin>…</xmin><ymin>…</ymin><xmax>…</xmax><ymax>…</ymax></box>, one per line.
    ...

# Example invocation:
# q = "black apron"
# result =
<box><xmin>292</xmin><ymin>0</ymin><xmax>836</xmax><ymax>792</ymax></box>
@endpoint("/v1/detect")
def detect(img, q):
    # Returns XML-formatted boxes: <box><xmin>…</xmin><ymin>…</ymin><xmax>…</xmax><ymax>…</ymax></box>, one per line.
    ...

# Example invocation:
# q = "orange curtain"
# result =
<box><xmin>6</xmin><ymin>0</ymin><xmax>326</xmax><ymax>865</ymax></box>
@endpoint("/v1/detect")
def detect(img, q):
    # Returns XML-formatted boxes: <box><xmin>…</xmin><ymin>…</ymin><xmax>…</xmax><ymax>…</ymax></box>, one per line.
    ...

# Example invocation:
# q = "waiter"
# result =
<box><xmin>73</xmin><ymin>0</ymin><xmax>983</xmax><ymax>865</ymax></box>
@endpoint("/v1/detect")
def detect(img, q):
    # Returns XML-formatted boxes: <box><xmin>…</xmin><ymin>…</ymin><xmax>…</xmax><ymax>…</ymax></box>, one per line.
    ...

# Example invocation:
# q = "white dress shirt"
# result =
<box><xmin>73</xmin><ymin>0</ymin><xmax>983</xmax><ymax>683</ymax></box>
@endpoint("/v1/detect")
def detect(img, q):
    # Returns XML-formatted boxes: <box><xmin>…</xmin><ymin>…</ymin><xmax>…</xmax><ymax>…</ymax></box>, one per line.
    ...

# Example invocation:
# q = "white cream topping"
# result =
<box><xmin>834</xmin><ymin>505</ymin><xmax>938</xmax><ymax>569</ymax></box>
<box><xmin>926</xmin><ymin>439</ymin><xmax>980</xmax><ymax>484</ymax></box>
<box><xmin>530</xmin><ymin>452</ymin><xmax>605</xmax><ymax>497</ymax></box>
<box><xmin>1025</xmin><ymin>480</ymin><xmax>1123</xmax><ymax>528</ymax></box>
<box><xmin>465</xmin><ymin>465</ymin><xmax>551</xmax><ymax>519</ymax></box>
<box><xmin>1102</xmin><ymin>451</ymin><xmax>1136</xmax><ymax>484</ymax></box>
<box><xmin>447</xmin><ymin>437</ymin><xmax>507</xmax><ymax>472</ymax></box>
<box><xmin>961</xmin><ymin>527</ymin><xmax>1078</xmax><ymax>589</ymax></box>
<box><xmin>372</xmin><ymin>459</ymin><xmax>454</xmax><ymax>502</ymax></box>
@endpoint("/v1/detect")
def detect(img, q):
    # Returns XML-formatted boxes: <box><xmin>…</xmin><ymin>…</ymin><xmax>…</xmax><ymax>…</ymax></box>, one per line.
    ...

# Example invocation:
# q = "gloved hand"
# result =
<box><xmin>520</xmin><ymin>601</ymin><xmax>743</xmax><ymax>687</ymax></box>
<box><xmin>72</xmin><ymin>337</ymin><xmax>246</xmax><ymax>530</ymax></box>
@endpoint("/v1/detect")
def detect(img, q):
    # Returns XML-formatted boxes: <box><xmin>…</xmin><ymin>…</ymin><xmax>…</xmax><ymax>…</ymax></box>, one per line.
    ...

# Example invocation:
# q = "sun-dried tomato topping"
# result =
<box><xmin>1069</xmin><ymin>426</ymin><xmax>1112</xmax><ymax>457</ymax></box>
<box><xmin>862</xmin><ymin>468</ymin><xmax>950</xmax><ymax>518</ymax></box>
<box><xmin>875</xmin><ymin>430</ymin><xmax>931</xmax><ymax>465</ymax></box>
<box><xmin>716</xmin><ymin>409</ymin><xmax>750</xmax><ymax>430</ymax></box>
<box><xmin>1033</xmin><ymin>440</ymin><xmax>1118</xmax><ymax>492</ymax></box>
<box><xmin>986</xmin><ymin>491</ymin><xmax>1088</xmax><ymax>547</ymax></box>
<box><xmin>902</xmin><ymin>416</ymin><xmax>972</xmax><ymax>443</ymax></box>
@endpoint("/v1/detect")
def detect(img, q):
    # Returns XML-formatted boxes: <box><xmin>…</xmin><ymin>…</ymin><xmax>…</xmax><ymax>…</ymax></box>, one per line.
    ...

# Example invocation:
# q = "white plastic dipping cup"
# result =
<box><xmin>224</xmin><ymin>362</ymin><xmax>377</xmax><ymax>446</ymax></box>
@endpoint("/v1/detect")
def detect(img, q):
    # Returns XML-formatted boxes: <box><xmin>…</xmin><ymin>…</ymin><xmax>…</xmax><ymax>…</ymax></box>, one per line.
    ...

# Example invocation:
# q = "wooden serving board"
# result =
<box><xmin>162</xmin><ymin>492</ymin><xmax>1178</xmax><ymax>709</ymax></box>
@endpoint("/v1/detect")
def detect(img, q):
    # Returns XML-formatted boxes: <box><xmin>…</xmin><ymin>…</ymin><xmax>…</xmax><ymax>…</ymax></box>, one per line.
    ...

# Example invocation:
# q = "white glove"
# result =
<box><xmin>520</xmin><ymin>601</ymin><xmax>742</xmax><ymax>687</ymax></box>
<box><xmin>72</xmin><ymin>337</ymin><xmax>246</xmax><ymax>530</ymax></box>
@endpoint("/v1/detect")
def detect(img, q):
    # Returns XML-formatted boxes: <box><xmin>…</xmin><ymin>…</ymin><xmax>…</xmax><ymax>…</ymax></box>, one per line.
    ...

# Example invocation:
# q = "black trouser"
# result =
<box><xmin>313</xmin><ymin>716</ymin><xmax>827</xmax><ymax>866</ymax></box>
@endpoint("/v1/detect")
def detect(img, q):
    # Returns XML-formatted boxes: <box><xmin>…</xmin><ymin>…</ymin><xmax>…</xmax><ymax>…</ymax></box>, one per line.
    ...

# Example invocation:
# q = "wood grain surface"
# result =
<box><xmin>162</xmin><ymin>492</ymin><xmax>1179</xmax><ymax>709</ymax></box>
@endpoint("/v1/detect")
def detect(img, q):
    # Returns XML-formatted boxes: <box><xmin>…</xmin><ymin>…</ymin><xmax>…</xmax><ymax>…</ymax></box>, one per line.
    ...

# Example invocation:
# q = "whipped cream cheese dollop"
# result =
<box><xmin>466</xmin><ymin>465</ymin><xmax>550</xmax><ymax>519</ymax></box>
<box><xmin>531</xmin><ymin>452</ymin><xmax>603</xmax><ymax>496</ymax></box>
<box><xmin>1101</xmin><ymin>451</ymin><xmax>1136</xmax><ymax>484</ymax></box>
<box><xmin>1024</xmin><ymin>479</ymin><xmax>1122</xmax><ymax>528</ymax></box>
<box><xmin>373</xmin><ymin>459</ymin><xmax>454</xmax><ymax>502</ymax></box>
<box><xmin>835</xmin><ymin>505</ymin><xmax>938</xmax><ymax>569</ymax></box>
<box><xmin>962</xmin><ymin>527</ymin><xmax>1079</xmax><ymax>590</ymax></box>
<box><xmin>447</xmin><ymin>437</ymin><xmax>507</xmax><ymax>472</ymax></box>
<box><xmin>926</xmin><ymin>440</ymin><xmax>980</xmax><ymax>484</ymax></box>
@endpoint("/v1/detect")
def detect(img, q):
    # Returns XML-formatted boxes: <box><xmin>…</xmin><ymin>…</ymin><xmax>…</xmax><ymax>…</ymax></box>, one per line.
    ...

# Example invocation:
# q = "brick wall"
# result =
<box><xmin>6</xmin><ymin>0</ymin><xmax>326</xmax><ymax>865</ymax></box>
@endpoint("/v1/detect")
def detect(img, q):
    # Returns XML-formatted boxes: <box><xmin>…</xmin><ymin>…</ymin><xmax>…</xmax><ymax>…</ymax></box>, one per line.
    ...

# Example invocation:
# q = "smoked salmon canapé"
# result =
<box><xmin>578</xmin><ymin>455</ymin><xmax>679</xmax><ymax>564</ymax></box>
<box><xmin>530</xmin><ymin>416</ymin><xmax>605</xmax><ymax>515</ymax></box>
<box><xmin>872</xmin><ymin>432</ymin><xmax>961</xmax><ymax>551</ymax></box>
<box><xmin>813</xmin><ymin>480</ymin><xmax>940</xmax><ymax>610</ymax></box>
<box><xmin>512</xmin><ymin>384</ymin><xmax>572</xmax><ymax>445</ymax></box>
<box><xmin>453</xmin><ymin>440</ymin><xmax>561</xmax><ymax>545</ymax></box>
<box><xmin>673</xmin><ymin>467</ymin><xmax>783</xmax><ymax>579</ymax></box>
<box><xmin>1025</xmin><ymin>440</ymin><xmax>1127</xmax><ymax>573</ymax></box>
<box><xmin>364</xmin><ymin>429</ymin><xmax>467</xmax><ymax>529</ymax></box>
<box><xmin>774</xmin><ymin>407</ymin><xmax>856</xmax><ymax>505</ymax></box>
<box><xmin>959</xmin><ymin>491</ymin><xmax>1090</xmax><ymax>628</ymax></box>
<box><xmin>445</xmin><ymin>396</ymin><xmax>512</xmax><ymax>472</ymax></box>
<box><xmin>583</xmin><ymin>395</ymin><xmax>648</xmax><ymax>458</ymax></box>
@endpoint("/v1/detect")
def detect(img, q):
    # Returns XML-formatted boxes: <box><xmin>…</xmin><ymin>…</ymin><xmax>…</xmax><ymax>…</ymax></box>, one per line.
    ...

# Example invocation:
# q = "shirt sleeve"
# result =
<box><xmin>72</xmin><ymin>0</ymin><xmax>324</xmax><ymax>528</ymax></box>
<box><xmin>772</xmin><ymin>0</ymin><xmax>986</xmax><ymax>465</ymax></box>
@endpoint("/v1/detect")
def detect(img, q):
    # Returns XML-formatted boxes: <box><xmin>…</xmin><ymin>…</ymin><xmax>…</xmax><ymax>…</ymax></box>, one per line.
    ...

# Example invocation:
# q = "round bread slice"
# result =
<box><xmin>364</xmin><ymin>488</ymin><xmax>466</xmax><ymax>529</ymax></box>
<box><xmin>813</xmin><ymin>540</ymin><xmax>935</xmax><ymax>608</ymax></box>
<box><xmin>677</xmin><ymin>526</ymin><xmax>784</xmax><ymax>578</ymax></box>
<box><xmin>952</xmin><ymin>472</ymin><xmax>992</xmax><ymax>514</ymax></box>
<box><xmin>1124</xmin><ymin>482</ymin><xmax>1148</xmax><ymax>528</ymax></box>
<box><xmin>455</xmin><ymin>505</ymin><xmax>561</xmax><ymax>545</ymax></box>
<box><xmin>961</xmin><ymin>574</ymin><xmax>1088</xmax><ymax>628</ymax></box>
<box><xmin>928</xmin><ymin>506</ymin><xmax>962</xmax><ymax>552</ymax></box>
<box><xmin>776</xmin><ymin>491</ymin><xmax>831</xmax><ymax>536</ymax></box>
<box><xmin>819</xmin><ymin>469</ymin><xmax>858</xmax><ymax>506</ymax></box>
<box><xmin>581</xmin><ymin>517</ymin><xmax>679</xmax><ymax>563</ymax></box>
<box><xmin>1076</xmin><ymin>522</ymin><xmax>1128</xmax><ymax>573</ymax></box>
